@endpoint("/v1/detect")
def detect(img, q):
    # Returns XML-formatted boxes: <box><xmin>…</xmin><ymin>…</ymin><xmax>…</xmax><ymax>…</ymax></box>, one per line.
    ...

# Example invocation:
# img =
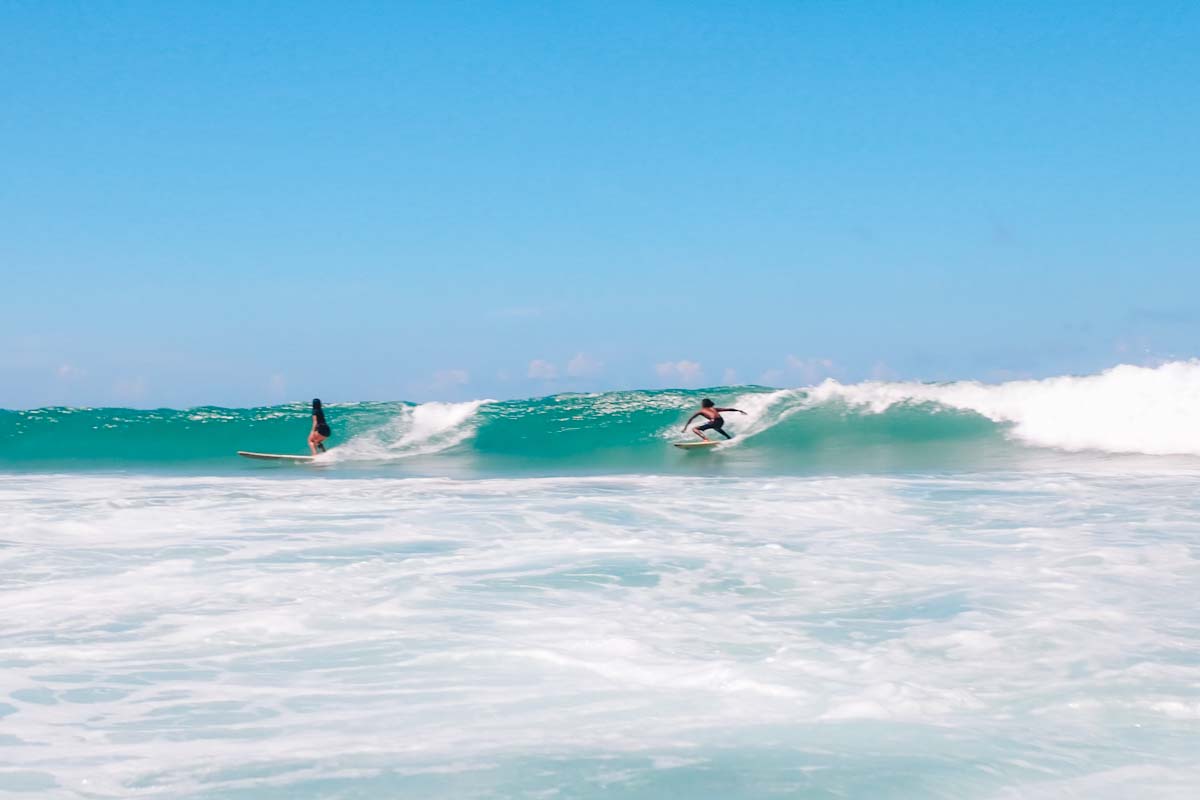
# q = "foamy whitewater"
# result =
<box><xmin>3</xmin><ymin>363</ymin><xmax>1199</xmax><ymax>798</ymax></box>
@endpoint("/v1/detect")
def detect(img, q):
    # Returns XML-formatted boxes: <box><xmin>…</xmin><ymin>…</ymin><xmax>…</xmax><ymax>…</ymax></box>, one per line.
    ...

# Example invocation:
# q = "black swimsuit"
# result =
<box><xmin>315</xmin><ymin>410</ymin><xmax>331</xmax><ymax>437</ymax></box>
<box><xmin>697</xmin><ymin>415</ymin><xmax>732</xmax><ymax>439</ymax></box>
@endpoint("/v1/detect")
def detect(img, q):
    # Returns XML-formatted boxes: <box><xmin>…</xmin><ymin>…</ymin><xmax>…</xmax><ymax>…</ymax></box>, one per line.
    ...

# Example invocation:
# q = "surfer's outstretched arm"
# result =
<box><xmin>682</xmin><ymin>413</ymin><xmax>702</xmax><ymax>431</ymax></box>
<box><xmin>717</xmin><ymin>408</ymin><xmax>746</xmax><ymax>414</ymax></box>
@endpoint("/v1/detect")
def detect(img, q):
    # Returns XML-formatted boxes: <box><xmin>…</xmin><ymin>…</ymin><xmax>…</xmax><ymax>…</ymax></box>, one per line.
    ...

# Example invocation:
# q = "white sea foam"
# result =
<box><xmin>723</xmin><ymin>388</ymin><xmax>806</xmax><ymax>444</ymax></box>
<box><xmin>326</xmin><ymin>399</ymin><xmax>491</xmax><ymax>462</ymax></box>
<box><xmin>2</xmin><ymin>469</ymin><xmax>1199</xmax><ymax>797</ymax></box>
<box><xmin>814</xmin><ymin>361</ymin><xmax>1200</xmax><ymax>455</ymax></box>
<box><xmin>719</xmin><ymin>361</ymin><xmax>1200</xmax><ymax>456</ymax></box>
<box><xmin>661</xmin><ymin>388</ymin><xmax>800</xmax><ymax>443</ymax></box>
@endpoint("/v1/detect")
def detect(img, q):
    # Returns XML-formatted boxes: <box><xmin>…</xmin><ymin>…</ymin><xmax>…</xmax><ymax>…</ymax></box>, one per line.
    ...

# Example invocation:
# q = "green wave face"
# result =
<box><xmin>0</xmin><ymin>403</ymin><xmax>396</xmax><ymax>466</ymax></box>
<box><xmin>1</xmin><ymin>388</ymin><xmax>1010</xmax><ymax>475</ymax></box>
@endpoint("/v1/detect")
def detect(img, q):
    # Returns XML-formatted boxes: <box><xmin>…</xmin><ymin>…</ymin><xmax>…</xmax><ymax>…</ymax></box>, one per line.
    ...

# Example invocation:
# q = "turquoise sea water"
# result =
<box><xmin>3</xmin><ymin>365</ymin><xmax>1200</xmax><ymax>798</ymax></box>
<box><xmin>1</xmin><ymin>388</ymin><xmax>1005</xmax><ymax>475</ymax></box>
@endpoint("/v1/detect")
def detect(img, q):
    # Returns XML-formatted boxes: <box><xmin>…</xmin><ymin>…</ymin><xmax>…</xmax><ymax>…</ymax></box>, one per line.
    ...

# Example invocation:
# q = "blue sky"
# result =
<box><xmin>3</xmin><ymin>1</ymin><xmax>1198</xmax><ymax>408</ymax></box>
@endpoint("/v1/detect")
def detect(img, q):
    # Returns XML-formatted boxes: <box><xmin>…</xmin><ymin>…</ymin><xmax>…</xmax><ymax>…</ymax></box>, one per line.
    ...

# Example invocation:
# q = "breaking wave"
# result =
<box><xmin>5</xmin><ymin>362</ymin><xmax>1200</xmax><ymax>473</ymax></box>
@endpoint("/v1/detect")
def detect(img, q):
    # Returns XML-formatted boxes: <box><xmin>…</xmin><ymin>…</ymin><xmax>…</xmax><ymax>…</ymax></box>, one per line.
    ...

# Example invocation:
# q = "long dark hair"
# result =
<box><xmin>312</xmin><ymin>398</ymin><xmax>326</xmax><ymax>423</ymax></box>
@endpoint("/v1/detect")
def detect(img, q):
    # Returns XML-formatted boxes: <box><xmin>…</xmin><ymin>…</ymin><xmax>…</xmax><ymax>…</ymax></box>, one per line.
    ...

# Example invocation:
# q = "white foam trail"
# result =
<box><xmin>808</xmin><ymin>361</ymin><xmax>1200</xmax><ymax>456</ymax></box>
<box><xmin>327</xmin><ymin>400</ymin><xmax>491</xmax><ymax>462</ymax></box>
<box><xmin>714</xmin><ymin>389</ymin><xmax>806</xmax><ymax>447</ymax></box>
<box><xmin>660</xmin><ymin>389</ymin><xmax>804</xmax><ymax>444</ymax></box>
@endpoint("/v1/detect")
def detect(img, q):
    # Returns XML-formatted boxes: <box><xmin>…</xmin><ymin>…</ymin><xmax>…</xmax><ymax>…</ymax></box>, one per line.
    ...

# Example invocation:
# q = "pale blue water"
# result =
<box><xmin>4</xmin><ymin>368</ymin><xmax>1200</xmax><ymax>798</ymax></box>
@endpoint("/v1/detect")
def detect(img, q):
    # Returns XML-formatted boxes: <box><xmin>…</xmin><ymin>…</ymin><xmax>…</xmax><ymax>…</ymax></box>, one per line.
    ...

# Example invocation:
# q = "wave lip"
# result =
<box><xmin>808</xmin><ymin>361</ymin><xmax>1200</xmax><ymax>456</ymax></box>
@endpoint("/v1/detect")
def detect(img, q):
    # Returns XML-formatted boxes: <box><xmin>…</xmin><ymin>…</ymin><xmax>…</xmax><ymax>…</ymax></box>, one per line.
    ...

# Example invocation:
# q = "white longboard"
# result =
<box><xmin>237</xmin><ymin>451</ymin><xmax>316</xmax><ymax>463</ymax></box>
<box><xmin>674</xmin><ymin>441</ymin><xmax>722</xmax><ymax>449</ymax></box>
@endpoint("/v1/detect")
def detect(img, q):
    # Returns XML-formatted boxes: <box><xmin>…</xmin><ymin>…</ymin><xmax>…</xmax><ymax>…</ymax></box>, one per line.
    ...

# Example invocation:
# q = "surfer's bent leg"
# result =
<box><xmin>704</xmin><ymin>416</ymin><xmax>733</xmax><ymax>440</ymax></box>
<box><xmin>705</xmin><ymin>419</ymin><xmax>733</xmax><ymax>439</ymax></box>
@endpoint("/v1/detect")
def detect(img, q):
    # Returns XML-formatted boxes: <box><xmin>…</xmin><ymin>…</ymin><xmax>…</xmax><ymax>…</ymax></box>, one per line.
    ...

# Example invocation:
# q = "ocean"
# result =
<box><xmin>2</xmin><ymin>362</ymin><xmax>1199</xmax><ymax>798</ymax></box>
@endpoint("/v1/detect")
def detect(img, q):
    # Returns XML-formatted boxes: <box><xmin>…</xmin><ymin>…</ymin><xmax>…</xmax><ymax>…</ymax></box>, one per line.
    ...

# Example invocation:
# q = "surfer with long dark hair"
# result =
<box><xmin>308</xmin><ymin>398</ymin><xmax>332</xmax><ymax>454</ymax></box>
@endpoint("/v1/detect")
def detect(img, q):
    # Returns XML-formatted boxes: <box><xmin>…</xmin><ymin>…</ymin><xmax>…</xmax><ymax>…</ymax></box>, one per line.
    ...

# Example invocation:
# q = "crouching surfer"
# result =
<box><xmin>682</xmin><ymin>398</ymin><xmax>745</xmax><ymax>441</ymax></box>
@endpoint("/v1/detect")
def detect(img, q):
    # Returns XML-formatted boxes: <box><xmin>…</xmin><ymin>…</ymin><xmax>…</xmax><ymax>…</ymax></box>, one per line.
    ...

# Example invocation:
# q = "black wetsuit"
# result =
<box><xmin>697</xmin><ymin>415</ymin><xmax>732</xmax><ymax>439</ymax></box>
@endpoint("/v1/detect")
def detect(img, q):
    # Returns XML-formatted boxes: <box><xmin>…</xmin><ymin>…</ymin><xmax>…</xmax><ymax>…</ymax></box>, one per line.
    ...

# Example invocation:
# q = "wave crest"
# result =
<box><xmin>8</xmin><ymin>362</ymin><xmax>1200</xmax><ymax>470</ymax></box>
<box><xmin>806</xmin><ymin>361</ymin><xmax>1200</xmax><ymax>456</ymax></box>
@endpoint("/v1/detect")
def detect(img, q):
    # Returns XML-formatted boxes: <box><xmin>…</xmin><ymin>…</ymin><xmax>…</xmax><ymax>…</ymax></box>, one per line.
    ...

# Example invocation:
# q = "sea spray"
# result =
<box><xmin>325</xmin><ymin>400</ymin><xmax>493</xmax><ymax>462</ymax></box>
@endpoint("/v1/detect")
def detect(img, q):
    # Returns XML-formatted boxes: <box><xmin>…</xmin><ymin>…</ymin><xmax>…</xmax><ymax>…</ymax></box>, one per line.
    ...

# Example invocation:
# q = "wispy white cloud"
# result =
<box><xmin>566</xmin><ymin>353</ymin><xmax>603</xmax><ymax>378</ymax></box>
<box><xmin>785</xmin><ymin>355</ymin><xmax>837</xmax><ymax>383</ymax></box>
<box><xmin>527</xmin><ymin>359</ymin><xmax>558</xmax><ymax>379</ymax></box>
<box><xmin>656</xmin><ymin>360</ymin><xmax>703</xmax><ymax>385</ymax></box>
<box><xmin>760</xmin><ymin>368</ymin><xmax>785</xmax><ymax>386</ymax></box>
